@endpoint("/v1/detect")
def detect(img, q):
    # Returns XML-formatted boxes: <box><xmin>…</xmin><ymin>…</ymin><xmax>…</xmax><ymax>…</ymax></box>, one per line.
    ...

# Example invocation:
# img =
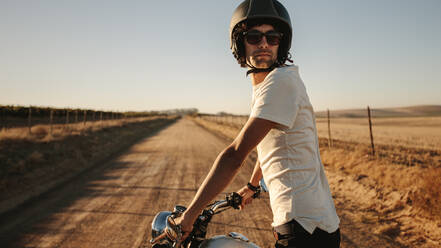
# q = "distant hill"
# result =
<box><xmin>315</xmin><ymin>105</ymin><xmax>441</xmax><ymax>118</ymax></box>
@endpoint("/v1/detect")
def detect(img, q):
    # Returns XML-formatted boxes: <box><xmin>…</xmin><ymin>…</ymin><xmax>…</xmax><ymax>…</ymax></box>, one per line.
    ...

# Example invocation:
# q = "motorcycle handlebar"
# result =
<box><xmin>208</xmin><ymin>189</ymin><xmax>260</xmax><ymax>213</ymax></box>
<box><xmin>210</xmin><ymin>200</ymin><xmax>229</xmax><ymax>212</ymax></box>
<box><xmin>151</xmin><ymin>192</ymin><xmax>251</xmax><ymax>247</ymax></box>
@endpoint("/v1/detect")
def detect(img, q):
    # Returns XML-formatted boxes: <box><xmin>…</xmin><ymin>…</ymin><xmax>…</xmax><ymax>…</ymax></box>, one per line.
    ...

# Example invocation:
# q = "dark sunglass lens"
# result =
<box><xmin>246</xmin><ymin>33</ymin><xmax>262</xmax><ymax>45</ymax></box>
<box><xmin>266</xmin><ymin>32</ymin><xmax>281</xmax><ymax>45</ymax></box>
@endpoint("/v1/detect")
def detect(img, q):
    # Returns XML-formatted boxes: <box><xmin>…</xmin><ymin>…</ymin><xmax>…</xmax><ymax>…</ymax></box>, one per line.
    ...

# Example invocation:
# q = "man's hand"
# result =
<box><xmin>237</xmin><ymin>185</ymin><xmax>255</xmax><ymax>210</ymax></box>
<box><xmin>173</xmin><ymin>211</ymin><xmax>197</xmax><ymax>243</ymax></box>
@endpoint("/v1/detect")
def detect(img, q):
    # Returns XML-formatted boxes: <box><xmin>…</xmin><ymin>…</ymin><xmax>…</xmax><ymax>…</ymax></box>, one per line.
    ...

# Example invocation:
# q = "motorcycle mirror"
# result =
<box><xmin>259</xmin><ymin>178</ymin><xmax>268</xmax><ymax>192</ymax></box>
<box><xmin>173</xmin><ymin>205</ymin><xmax>187</xmax><ymax>214</ymax></box>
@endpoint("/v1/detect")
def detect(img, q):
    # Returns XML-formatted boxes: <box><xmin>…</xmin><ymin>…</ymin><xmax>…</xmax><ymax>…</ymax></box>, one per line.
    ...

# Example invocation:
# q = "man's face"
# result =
<box><xmin>244</xmin><ymin>24</ymin><xmax>279</xmax><ymax>69</ymax></box>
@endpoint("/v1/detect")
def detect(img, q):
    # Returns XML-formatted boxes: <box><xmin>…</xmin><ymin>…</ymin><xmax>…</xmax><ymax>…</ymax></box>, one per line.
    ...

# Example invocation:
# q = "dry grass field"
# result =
<box><xmin>315</xmin><ymin>105</ymin><xmax>441</xmax><ymax>118</ymax></box>
<box><xmin>315</xmin><ymin>116</ymin><xmax>441</xmax><ymax>150</ymax></box>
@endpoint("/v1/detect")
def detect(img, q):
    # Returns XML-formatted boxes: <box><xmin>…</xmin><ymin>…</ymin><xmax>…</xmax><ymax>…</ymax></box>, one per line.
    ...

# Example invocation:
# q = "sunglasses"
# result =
<box><xmin>243</xmin><ymin>30</ymin><xmax>283</xmax><ymax>46</ymax></box>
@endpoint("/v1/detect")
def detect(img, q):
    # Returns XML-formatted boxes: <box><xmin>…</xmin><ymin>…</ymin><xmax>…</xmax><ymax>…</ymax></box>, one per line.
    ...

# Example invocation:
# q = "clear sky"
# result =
<box><xmin>1</xmin><ymin>0</ymin><xmax>440</xmax><ymax>114</ymax></box>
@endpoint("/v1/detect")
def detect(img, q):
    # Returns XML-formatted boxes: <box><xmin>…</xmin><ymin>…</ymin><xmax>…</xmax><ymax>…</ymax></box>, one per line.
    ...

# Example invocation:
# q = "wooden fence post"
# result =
<box><xmin>100</xmin><ymin>111</ymin><xmax>103</xmax><ymax>128</ymax></box>
<box><xmin>327</xmin><ymin>109</ymin><xmax>333</xmax><ymax>148</ymax></box>
<box><xmin>83</xmin><ymin>110</ymin><xmax>87</xmax><ymax>126</ymax></box>
<box><xmin>65</xmin><ymin>110</ymin><xmax>69</xmax><ymax>132</ymax></box>
<box><xmin>1</xmin><ymin>107</ymin><xmax>5</xmax><ymax>132</ymax></box>
<box><xmin>50</xmin><ymin>109</ymin><xmax>54</xmax><ymax>135</ymax></box>
<box><xmin>75</xmin><ymin>110</ymin><xmax>78</xmax><ymax>123</ymax></box>
<box><xmin>367</xmin><ymin>106</ymin><xmax>375</xmax><ymax>156</ymax></box>
<box><xmin>28</xmin><ymin>106</ymin><xmax>32</xmax><ymax>135</ymax></box>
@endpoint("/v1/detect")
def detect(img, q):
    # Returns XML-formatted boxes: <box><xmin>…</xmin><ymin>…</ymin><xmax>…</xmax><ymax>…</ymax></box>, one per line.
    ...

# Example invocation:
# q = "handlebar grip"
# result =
<box><xmin>226</xmin><ymin>192</ymin><xmax>242</xmax><ymax>209</ymax></box>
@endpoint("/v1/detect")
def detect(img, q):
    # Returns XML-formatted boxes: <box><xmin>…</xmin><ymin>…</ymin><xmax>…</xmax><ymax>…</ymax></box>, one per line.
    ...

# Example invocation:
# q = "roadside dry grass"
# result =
<box><xmin>0</xmin><ymin>116</ymin><xmax>179</xmax><ymax>214</ymax></box>
<box><xmin>0</xmin><ymin>117</ymin><xmax>158</xmax><ymax>143</ymax></box>
<box><xmin>416</xmin><ymin>167</ymin><xmax>441</xmax><ymax>218</ymax></box>
<box><xmin>318</xmin><ymin>142</ymin><xmax>441</xmax><ymax>221</ymax></box>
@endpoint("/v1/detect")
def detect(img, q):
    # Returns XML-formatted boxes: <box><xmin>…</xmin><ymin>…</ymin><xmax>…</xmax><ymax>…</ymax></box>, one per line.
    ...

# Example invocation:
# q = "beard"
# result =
<box><xmin>248</xmin><ymin>49</ymin><xmax>276</xmax><ymax>68</ymax></box>
<box><xmin>252</xmin><ymin>57</ymin><xmax>274</xmax><ymax>68</ymax></box>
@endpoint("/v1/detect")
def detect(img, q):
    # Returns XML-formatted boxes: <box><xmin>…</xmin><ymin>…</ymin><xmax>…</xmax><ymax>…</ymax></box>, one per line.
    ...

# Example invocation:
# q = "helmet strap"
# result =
<box><xmin>246</xmin><ymin>67</ymin><xmax>275</xmax><ymax>77</ymax></box>
<box><xmin>246</xmin><ymin>62</ymin><xmax>278</xmax><ymax>77</ymax></box>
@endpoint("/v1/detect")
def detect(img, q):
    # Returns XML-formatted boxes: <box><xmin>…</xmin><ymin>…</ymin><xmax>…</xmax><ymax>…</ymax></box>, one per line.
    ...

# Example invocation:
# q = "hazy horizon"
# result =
<box><xmin>1</xmin><ymin>0</ymin><xmax>441</xmax><ymax>114</ymax></box>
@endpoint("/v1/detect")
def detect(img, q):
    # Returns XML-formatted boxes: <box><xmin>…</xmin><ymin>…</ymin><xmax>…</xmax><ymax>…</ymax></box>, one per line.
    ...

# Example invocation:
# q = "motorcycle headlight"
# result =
<box><xmin>150</xmin><ymin>211</ymin><xmax>173</xmax><ymax>246</ymax></box>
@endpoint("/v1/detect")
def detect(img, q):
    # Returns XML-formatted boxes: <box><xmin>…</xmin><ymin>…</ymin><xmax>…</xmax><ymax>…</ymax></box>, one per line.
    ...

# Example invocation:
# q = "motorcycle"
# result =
<box><xmin>150</xmin><ymin>180</ymin><xmax>268</xmax><ymax>248</ymax></box>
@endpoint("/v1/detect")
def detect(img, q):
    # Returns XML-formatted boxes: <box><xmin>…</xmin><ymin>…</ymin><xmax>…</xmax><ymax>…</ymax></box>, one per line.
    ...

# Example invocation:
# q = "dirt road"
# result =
<box><xmin>0</xmin><ymin>118</ymin><xmax>433</xmax><ymax>247</ymax></box>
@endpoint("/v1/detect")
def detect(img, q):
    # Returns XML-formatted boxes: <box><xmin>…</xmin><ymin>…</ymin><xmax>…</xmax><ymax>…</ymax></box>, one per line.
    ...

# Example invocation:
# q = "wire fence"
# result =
<box><xmin>196</xmin><ymin>108</ymin><xmax>441</xmax><ymax>153</ymax></box>
<box><xmin>0</xmin><ymin>105</ymin><xmax>166</xmax><ymax>137</ymax></box>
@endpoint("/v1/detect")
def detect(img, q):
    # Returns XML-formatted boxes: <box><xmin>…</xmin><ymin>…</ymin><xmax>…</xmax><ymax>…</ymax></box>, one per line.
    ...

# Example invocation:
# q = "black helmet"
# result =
<box><xmin>230</xmin><ymin>0</ymin><xmax>292</xmax><ymax>71</ymax></box>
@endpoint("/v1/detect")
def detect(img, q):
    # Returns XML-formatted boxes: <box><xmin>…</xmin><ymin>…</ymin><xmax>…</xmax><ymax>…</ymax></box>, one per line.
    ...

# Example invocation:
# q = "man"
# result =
<box><xmin>175</xmin><ymin>0</ymin><xmax>340</xmax><ymax>247</ymax></box>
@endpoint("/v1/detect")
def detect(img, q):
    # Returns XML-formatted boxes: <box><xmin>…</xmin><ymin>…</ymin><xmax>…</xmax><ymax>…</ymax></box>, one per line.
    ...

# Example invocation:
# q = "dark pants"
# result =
<box><xmin>274</xmin><ymin>219</ymin><xmax>340</xmax><ymax>248</ymax></box>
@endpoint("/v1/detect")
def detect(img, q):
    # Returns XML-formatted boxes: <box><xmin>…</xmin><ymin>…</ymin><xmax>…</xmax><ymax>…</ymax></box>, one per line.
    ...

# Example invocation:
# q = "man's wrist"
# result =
<box><xmin>181</xmin><ymin>209</ymin><xmax>198</xmax><ymax>224</ymax></box>
<box><xmin>246</xmin><ymin>182</ymin><xmax>260</xmax><ymax>192</ymax></box>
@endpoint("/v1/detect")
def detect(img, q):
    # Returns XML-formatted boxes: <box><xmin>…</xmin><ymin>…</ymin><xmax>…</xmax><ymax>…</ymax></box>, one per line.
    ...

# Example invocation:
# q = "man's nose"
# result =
<box><xmin>257</xmin><ymin>36</ymin><xmax>269</xmax><ymax>48</ymax></box>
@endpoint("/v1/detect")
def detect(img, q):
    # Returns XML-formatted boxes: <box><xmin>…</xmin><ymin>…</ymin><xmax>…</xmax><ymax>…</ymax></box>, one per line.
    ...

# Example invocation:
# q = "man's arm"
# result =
<box><xmin>249</xmin><ymin>159</ymin><xmax>262</xmax><ymax>187</ymax></box>
<box><xmin>176</xmin><ymin>117</ymin><xmax>278</xmax><ymax>234</ymax></box>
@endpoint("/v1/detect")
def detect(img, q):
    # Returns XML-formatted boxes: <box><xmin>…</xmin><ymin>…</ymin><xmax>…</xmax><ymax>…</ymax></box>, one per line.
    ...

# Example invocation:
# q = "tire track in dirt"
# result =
<box><xmin>51</xmin><ymin>155</ymin><xmax>157</xmax><ymax>247</ymax></box>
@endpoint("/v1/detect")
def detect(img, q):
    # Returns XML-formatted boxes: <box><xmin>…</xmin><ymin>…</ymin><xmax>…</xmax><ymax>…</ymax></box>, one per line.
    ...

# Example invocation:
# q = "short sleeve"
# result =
<box><xmin>250</xmin><ymin>72</ymin><xmax>299</xmax><ymax>129</ymax></box>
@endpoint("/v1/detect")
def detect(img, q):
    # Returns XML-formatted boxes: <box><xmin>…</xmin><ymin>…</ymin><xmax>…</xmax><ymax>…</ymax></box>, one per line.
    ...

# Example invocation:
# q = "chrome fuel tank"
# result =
<box><xmin>199</xmin><ymin>232</ymin><xmax>260</xmax><ymax>248</ymax></box>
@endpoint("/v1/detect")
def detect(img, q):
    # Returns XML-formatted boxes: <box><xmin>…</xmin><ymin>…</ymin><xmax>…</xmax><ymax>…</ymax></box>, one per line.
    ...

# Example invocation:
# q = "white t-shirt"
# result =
<box><xmin>250</xmin><ymin>65</ymin><xmax>340</xmax><ymax>234</ymax></box>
